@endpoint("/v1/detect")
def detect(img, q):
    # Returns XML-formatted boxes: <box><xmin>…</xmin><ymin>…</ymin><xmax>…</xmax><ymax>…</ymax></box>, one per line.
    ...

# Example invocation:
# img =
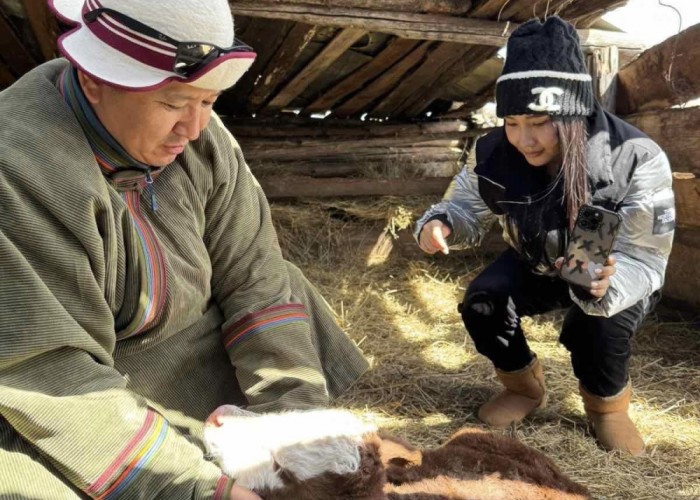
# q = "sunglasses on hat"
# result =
<box><xmin>83</xmin><ymin>7</ymin><xmax>253</xmax><ymax>78</ymax></box>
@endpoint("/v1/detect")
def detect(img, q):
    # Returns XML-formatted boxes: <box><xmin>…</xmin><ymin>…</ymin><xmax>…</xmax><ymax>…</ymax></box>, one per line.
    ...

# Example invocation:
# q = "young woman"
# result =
<box><xmin>416</xmin><ymin>16</ymin><xmax>675</xmax><ymax>456</ymax></box>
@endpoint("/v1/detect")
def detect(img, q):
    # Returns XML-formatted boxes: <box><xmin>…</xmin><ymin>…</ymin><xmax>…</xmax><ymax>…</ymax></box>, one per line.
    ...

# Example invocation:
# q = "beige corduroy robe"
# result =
<box><xmin>0</xmin><ymin>59</ymin><xmax>368</xmax><ymax>499</ymax></box>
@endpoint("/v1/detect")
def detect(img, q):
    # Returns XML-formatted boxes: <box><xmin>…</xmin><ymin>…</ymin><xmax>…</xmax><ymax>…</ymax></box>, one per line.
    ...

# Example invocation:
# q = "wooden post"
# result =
<box><xmin>586</xmin><ymin>46</ymin><xmax>619</xmax><ymax>113</ymax></box>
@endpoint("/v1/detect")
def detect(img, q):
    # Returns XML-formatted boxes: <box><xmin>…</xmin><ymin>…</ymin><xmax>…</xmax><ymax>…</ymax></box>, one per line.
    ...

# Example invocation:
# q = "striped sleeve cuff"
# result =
<box><xmin>86</xmin><ymin>410</ymin><xmax>170</xmax><ymax>499</ymax></box>
<box><xmin>222</xmin><ymin>303</ymin><xmax>309</xmax><ymax>351</ymax></box>
<box><xmin>213</xmin><ymin>475</ymin><xmax>235</xmax><ymax>499</ymax></box>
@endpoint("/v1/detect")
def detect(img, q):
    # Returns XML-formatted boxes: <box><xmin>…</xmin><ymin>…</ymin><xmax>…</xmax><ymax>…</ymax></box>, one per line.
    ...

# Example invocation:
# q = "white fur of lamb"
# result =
<box><xmin>203</xmin><ymin>406</ymin><xmax>377</xmax><ymax>491</ymax></box>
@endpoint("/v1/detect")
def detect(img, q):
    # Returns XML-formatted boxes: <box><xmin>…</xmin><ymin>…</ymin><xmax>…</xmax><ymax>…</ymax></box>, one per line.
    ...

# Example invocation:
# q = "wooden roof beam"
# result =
<box><xmin>304</xmin><ymin>37</ymin><xmax>420</xmax><ymax>114</ymax></box>
<box><xmin>0</xmin><ymin>9</ymin><xmax>37</xmax><ymax>77</ymax></box>
<box><xmin>250</xmin><ymin>0</ymin><xmax>472</xmax><ymax>15</ymax></box>
<box><xmin>0</xmin><ymin>58</ymin><xmax>15</xmax><ymax>87</ymax></box>
<box><xmin>248</xmin><ymin>23</ymin><xmax>320</xmax><ymax>112</ymax></box>
<box><xmin>616</xmin><ymin>23</ymin><xmax>700</xmax><ymax>115</ymax></box>
<box><xmin>20</xmin><ymin>0</ymin><xmax>59</xmax><ymax>61</ymax></box>
<box><xmin>266</xmin><ymin>27</ymin><xmax>367</xmax><ymax>110</ymax></box>
<box><xmin>332</xmin><ymin>41</ymin><xmax>433</xmax><ymax>118</ymax></box>
<box><xmin>230</xmin><ymin>3</ymin><xmax>646</xmax><ymax>50</ymax></box>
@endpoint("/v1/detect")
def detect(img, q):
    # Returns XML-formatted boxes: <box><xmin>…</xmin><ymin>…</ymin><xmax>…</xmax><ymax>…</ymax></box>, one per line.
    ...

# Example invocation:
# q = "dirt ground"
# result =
<box><xmin>271</xmin><ymin>196</ymin><xmax>700</xmax><ymax>500</ymax></box>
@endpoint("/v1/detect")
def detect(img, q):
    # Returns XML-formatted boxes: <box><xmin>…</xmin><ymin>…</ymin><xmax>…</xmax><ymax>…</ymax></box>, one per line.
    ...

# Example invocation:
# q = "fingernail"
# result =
<box><xmin>595</xmin><ymin>269</ymin><xmax>602</xmax><ymax>274</ymax></box>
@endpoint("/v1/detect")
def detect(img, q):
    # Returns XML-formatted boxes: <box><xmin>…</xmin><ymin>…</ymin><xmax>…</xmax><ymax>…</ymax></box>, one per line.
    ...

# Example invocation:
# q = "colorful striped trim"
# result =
<box><xmin>86</xmin><ymin>410</ymin><xmax>170</xmax><ymax>499</ymax></box>
<box><xmin>118</xmin><ymin>190</ymin><xmax>168</xmax><ymax>338</ymax></box>
<box><xmin>58</xmin><ymin>67</ymin><xmax>168</xmax><ymax>339</ymax></box>
<box><xmin>223</xmin><ymin>304</ymin><xmax>309</xmax><ymax>350</ymax></box>
<box><xmin>214</xmin><ymin>475</ymin><xmax>235</xmax><ymax>500</ymax></box>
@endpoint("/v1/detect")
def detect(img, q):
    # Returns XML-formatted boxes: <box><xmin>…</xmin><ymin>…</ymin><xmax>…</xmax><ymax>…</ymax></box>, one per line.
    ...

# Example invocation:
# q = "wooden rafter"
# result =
<box><xmin>399</xmin><ymin>45</ymin><xmax>497</xmax><ymax>117</ymax></box>
<box><xmin>559</xmin><ymin>0</ymin><xmax>628</xmax><ymax>28</ymax></box>
<box><xmin>229</xmin><ymin>3</ymin><xmax>645</xmax><ymax>49</ymax></box>
<box><xmin>333</xmin><ymin>41</ymin><xmax>433</xmax><ymax>117</ymax></box>
<box><xmin>267</xmin><ymin>27</ymin><xmax>367</xmax><ymax>110</ymax></box>
<box><xmin>304</xmin><ymin>37</ymin><xmax>420</xmax><ymax>114</ymax></box>
<box><xmin>20</xmin><ymin>0</ymin><xmax>59</xmax><ymax>61</ymax></box>
<box><xmin>370</xmin><ymin>42</ymin><xmax>474</xmax><ymax>118</ymax></box>
<box><xmin>249</xmin><ymin>0</ymin><xmax>472</xmax><ymax>15</ymax></box>
<box><xmin>218</xmin><ymin>18</ymin><xmax>295</xmax><ymax>113</ymax></box>
<box><xmin>248</xmin><ymin>23</ymin><xmax>319</xmax><ymax>111</ymax></box>
<box><xmin>0</xmin><ymin>10</ymin><xmax>36</xmax><ymax>76</ymax></box>
<box><xmin>0</xmin><ymin>57</ymin><xmax>15</xmax><ymax>87</ymax></box>
<box><xmin>616</xmin><ymin>23</ymin><xmax>700</xmax><ymax>115</ymax></box>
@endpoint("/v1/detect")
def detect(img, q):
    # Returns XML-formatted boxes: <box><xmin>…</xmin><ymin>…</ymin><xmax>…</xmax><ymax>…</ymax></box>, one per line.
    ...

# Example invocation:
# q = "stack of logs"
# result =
<box><xmin>226</xmin><ymin>118</ymin><xmax>488</xmax><ymax>198</ymax></box>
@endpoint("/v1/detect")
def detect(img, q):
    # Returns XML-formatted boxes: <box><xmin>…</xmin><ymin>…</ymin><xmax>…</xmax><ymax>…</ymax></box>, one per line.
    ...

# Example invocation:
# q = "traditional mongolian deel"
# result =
<box><xmin>0</xmin><ymin>59</ymin><xmax>368</xmax><ymax>498</ymax></box>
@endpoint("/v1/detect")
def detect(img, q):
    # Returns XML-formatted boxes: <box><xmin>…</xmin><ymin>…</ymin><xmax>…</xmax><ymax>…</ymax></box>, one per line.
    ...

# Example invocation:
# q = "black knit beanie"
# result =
<box><xmin>496</xmin><ymin>16</ymin><xmax>593</xmax><ymax>118</ymax></box>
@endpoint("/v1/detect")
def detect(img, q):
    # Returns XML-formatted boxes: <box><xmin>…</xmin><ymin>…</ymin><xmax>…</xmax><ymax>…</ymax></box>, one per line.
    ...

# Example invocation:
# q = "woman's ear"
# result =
<box><xmin>76</xmin><ymin>70</ymin><xmax>103</xmax><ymax>105</ymax></box>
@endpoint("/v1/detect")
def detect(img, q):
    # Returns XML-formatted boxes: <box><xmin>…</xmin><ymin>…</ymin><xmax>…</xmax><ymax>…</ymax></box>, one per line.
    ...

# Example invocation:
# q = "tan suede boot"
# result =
<box><xmin>580</xmin><ymin>382</ymin><xmax>645</xmax><ymax>456</ymax></box>
<box><xmin>478</xmin><ymin>357</ymin><xmax>546</xmax><ymax>428</ymax></box>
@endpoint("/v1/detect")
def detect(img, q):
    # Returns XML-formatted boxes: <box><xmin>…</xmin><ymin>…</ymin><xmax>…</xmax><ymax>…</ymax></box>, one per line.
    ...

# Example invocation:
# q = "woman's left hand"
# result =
<box><xmin>589</xmin><ymin>255</ymin><xmax>616</xmax><ymax>299</ymax></box>
<box><xmin>554</xmin><ymin>255</ymin><xmax>616</xmax><ymax>299</ymax></box>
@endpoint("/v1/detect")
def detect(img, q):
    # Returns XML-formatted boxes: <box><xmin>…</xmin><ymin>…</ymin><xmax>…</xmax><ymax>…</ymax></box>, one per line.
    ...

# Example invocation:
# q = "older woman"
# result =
<box><xmin>0</xmin><ymin>0</ymin><xmax>367</xmax><ymax>497</ymax></box>
<box><xmin>416</xmin><ymin>16</ymin><xmax>674</xmax><ymax>456</ymax></box>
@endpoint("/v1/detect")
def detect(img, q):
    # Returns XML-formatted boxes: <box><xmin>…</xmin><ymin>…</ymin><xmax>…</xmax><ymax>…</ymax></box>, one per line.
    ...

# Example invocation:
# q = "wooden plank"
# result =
<box><xmin>399</xmin><ymin>45</ymin><xmax>497</xmax><ymax>117</ymax></box>
<box><xmin>216</xmin><ymin>18</ymin><xmax>295</xmax><ymax>114</ymax></box>
<box><xmin>244</xmin><ymin>145</ymin><xmax>462</xmax><ymax>161</ymax></box>
<box><xmin>229</xmin><ymin>3</ymin><xmax>645</xmax><ymax>49</ymax></box>
<box><xmin>616</xmin><ymin>23</ymin><xmax>700</xmax><ymax>115</ymax></box>
<box><xmin>267</xmin><ymin>27</ymin><xmax>367</xmax><ymax>109</ymax></box>
<box><xmin>226</xmin><ymin>118</ymin><xmax>471</xmax><ymax>137</ymax></box>
<box><xmin>370</xmin><ymin>42</ymin><xmax>472</xmax><ymax>118</ymax></box>
<box><xmin>240</xmin><ymin>135</ymin><xmax>465</xmax><ymax>150</ymax></box>
<box><xmin>661</xmin><ymin>227</ymin><xmax>700</xmax><ymax>312</ymax></box>
<box><xmin>259</xmin><ymin>176</ymin><xmax>452</xmax><ymax>198</ymax></box>
<box><xmin>0</xmin><ymin>57</ymin><xmax>15</xmax><ymax>87</ymax></box>
<box><xmin>251</xmin><ymin>160</ymin><xmax>459</xmax><ymax>178</ymax></box>
<box><xmin>624</xmin><ymin>107</ymin><xmax>700</xmax><ymax>176</ymax></box>
<box><xmin>20</xmin><ymin>0</ymin><xmax>59</xmax><ymax>61</ymax></box>
<box><xmin>304</xmin><ymin>37</ymin><xmax>420</xmax><ymax>114</ymax></box>
<box><xmin>586</xmin><ymin>45</ymin><xmax>618</xmax><ymax>113</ymax></box>
<box><xmin>333</xmin><ymin>40</ymin><xmax>433</xmax><ymax>117</ymax></box>
<box><xmin>559</xmin><ymin>0</ymin><xmax>628</xmax><ymax>28</ymax></box>
<box><xmin>0</xmin><ymin>10</ymin><xmax>36</xmax><ymax>76</ymax></box>
<box><xmin>248</xmin><ymin>23</ymin><xmax>319</xmax><ymax>111</ymax></box>
<box><xmin>251</xmin><ymin>0</ymin><xmax>472</xmax><ymax>14</ymax></box>
<box><xmin>673</xmin><ymin>173</ymin><xmax>700</xmax><ymax>230</ymax></box>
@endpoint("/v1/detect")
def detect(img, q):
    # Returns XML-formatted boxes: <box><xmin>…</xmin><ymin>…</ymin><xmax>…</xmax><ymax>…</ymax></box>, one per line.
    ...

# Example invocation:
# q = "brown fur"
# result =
<box><xmin>381</xmin><ymin>428</ymin><xmax>590</xmax><ymax>499</ymax></box>
<box><xmin>257</xmin><ymin>433</ymin><xmax>387</xmax><ymax>500</ymax></box>
<box><xmin>252</xmin><ymin>428</ymin><xmax>590</xmax><ymax>500</ymax></box>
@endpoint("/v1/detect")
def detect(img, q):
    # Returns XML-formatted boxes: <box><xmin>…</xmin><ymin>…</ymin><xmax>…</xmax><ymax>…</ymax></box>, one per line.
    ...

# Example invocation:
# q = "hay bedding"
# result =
<box><xmin>270</xmin><ymin>197</ymin><xmax>700</xmax><ymax>500</ymax></box>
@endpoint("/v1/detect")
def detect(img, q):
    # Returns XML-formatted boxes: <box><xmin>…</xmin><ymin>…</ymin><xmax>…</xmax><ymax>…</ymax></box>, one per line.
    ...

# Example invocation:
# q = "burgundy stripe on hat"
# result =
<box><xmin>82</xmin><ymin>0</ymin><xmax>175</xmax><ymax>72</ymax></box>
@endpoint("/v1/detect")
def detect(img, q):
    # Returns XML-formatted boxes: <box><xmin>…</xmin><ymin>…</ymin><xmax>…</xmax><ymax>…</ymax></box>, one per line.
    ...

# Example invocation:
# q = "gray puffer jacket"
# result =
<box><xmin>416</xmin><ymin>104</ymin><xmax>675</xmax><ymax>318</ymax></box>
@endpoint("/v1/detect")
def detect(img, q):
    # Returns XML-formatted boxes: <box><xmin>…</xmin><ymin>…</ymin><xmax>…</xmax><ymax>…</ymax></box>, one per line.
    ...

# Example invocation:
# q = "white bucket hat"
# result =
<box><xmin>49</xmin><ymin>0</ymin><xmax>256</xmax><ymax>90</ymax></box>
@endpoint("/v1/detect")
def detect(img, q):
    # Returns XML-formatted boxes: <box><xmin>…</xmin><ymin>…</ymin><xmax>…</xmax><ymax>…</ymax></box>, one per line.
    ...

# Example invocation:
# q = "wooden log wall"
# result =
<box><xmin>614</xmin><ymin>23</ymin><xmax>700</xmax><ymax>313</ymax></box>
<box><xmin>227</xmin><ymin>118</ymin><xmax>488</xmax><ymax>196</ymax></box>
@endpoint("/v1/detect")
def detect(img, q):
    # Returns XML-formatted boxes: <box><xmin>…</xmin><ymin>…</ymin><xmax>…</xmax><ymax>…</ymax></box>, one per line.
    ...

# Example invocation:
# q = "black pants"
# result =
<box><xmin>459</xmin><ymin>249</ymin><xmax>652</xmax><ymax>397</ymax></box>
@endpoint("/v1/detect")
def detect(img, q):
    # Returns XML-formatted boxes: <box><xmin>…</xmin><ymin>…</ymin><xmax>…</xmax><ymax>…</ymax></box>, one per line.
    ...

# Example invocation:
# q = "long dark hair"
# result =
<box><xmin>553</xmin><ymin>117</ymin><xmax>589</xmax><ymax>230</ymax></box>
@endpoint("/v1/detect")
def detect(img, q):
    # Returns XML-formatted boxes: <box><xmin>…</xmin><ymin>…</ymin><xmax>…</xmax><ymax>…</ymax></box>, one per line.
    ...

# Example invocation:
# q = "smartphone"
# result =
<box><xmin>559</xmin><ymin>205</ymin><xmax>622</xmax><ymax>288</ymax></box>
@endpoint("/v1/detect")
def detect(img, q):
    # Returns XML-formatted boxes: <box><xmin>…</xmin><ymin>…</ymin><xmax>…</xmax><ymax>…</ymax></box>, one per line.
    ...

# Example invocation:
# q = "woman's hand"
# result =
<box><xmin>588</xmin><ymin>255</ymin><xmax>616</xmax><ymax>299</ymax></box>
<box><xmin>229</xmin><ymin>484</ymin><xmax>263</xmax><ymax>500</ymax></box>
<box><xmin>418</xmin><ymin>219</ymin><xmax>451</xmax><ymax>255</ymax></box>
<box><xmin>555</xmin><ymin>255</ymin><xmax>617</xmax><ymax>298</ymax></box>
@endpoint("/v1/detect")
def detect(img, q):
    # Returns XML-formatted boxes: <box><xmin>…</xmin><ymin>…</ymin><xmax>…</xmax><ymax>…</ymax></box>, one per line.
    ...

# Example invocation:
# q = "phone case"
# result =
<box><xmin>559</xmin><ymin>205</ymin><xmax>622</xmax><ymax>288</ymax></box>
